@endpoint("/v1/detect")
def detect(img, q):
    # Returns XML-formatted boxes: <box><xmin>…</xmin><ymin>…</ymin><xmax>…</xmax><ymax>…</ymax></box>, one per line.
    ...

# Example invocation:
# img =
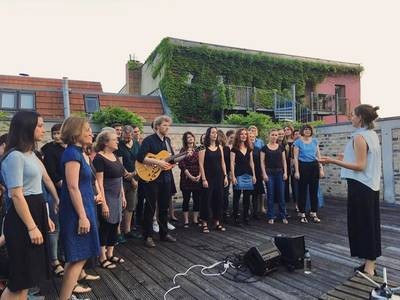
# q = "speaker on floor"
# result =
<box><xmin>274</xmin><ymin>235</ymin><xmax>305</xmax><ymax>271</ymax></box>
<box><xmin>243</xmin><ymin>241</ymin><xmax>281</xmax><ymax>276</ymax></box>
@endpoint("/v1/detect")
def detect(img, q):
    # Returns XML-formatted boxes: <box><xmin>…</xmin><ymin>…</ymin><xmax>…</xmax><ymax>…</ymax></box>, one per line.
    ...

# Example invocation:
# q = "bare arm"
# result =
<box><xmin>198</xmin><ymin>149</ymin><xmax>208</xmax><ymax>188</ymax></box>
<box><xmin>10</xmin><ymin>187</ymin><xmax>38</xmax><ymax>232</ymax></box>
<box><xmin>320</xmin><ymin>135</ymin><xmax>367</xmax><ymax>171</ymax></box>
<box><xmin>220</xmin><ymin>146</ymin><xmax>227</xmax><ymax>176</ymax></box>
<box><xmin>260</xmin><ymin>151</ymin><xmax>267</xmax><ymax>180</ymax></box>
<box><xmin>250</xmin><ymin>152</ymin><xmax>255</xmax><ymax>178</ymax></box>
<box><xmin>294</xmin><ymin>146</ymin><xmax>300</xmax><ymax>178</ymax></box>
<box><xmin>65</xmin><ymin>161</ymin><xmax>87</xmax><ymax>218</ymax></box>
<box><xmin>220</xmin><ymin>146</ymin><xmax>228</xmax><ymax>187</ymax></box>
<box><xmin>282</xmin><ymin>151</ymin><xmax>288</xmax><ymax>179</ymax></box>
<box><xmin>230</xmin><ymin>151</ymin><xmax>237</xmax><ymax>185</ymax></box>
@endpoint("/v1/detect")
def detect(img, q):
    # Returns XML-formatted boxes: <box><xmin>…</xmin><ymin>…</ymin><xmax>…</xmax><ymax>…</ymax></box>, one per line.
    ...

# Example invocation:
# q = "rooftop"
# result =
<box><xmin>152</xmin><ymin>37</ymin><xmax>362</xmax><ymax>68</ymax></box>
<box><xmin>40</xmin><ymin>198</ymin><xmax>400</xmax><ymax>299</ymax></box>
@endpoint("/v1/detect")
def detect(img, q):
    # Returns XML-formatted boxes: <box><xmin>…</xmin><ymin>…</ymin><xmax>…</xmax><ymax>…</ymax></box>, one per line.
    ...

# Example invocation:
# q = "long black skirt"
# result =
<box><xmin>347</xmin><ymin>179</ymin><xmax>381</xmax><ymax>260</ymax></box>
<box><xmin>4</xmin><ymin>194</ymin><xmax>49</xmax><ymax>292</ymax></box>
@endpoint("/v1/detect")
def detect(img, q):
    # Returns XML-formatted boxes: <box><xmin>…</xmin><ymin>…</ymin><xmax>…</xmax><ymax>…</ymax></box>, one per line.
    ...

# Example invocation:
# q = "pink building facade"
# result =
<box><xmin>315</xmin><ymin>74</ymin><xmax>361</xmax><ymax>123</ymax></box>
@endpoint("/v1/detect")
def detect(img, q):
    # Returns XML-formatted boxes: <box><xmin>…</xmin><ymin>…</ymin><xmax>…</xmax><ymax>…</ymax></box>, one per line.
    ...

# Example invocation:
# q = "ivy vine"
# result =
<box><xmin>147</xmin><ymin>38</ymin><xmax>363</xmax><ymax>123</ymax></box>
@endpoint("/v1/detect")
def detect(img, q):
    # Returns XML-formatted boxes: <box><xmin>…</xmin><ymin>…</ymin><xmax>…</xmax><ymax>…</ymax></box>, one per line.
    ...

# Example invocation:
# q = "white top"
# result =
<box><xmin>341</xmin><ymin>128</ymin><xmax>381</xmax><ymax>191</ymax></box>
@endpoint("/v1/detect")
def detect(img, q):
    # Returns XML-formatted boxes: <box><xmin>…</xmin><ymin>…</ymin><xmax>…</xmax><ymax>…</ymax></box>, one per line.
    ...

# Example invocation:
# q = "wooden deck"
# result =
<box><xmin>41</xmin><ymin>198</ymin><xmax>400</xmax><ymax>299</ymax></box>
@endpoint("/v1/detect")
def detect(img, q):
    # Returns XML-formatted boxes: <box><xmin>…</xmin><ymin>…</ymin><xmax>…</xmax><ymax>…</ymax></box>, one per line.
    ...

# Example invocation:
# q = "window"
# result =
<box><xmin>0</xmin><ymin>90</ymin><xmax>35</xmax><ymax>110</ymax></box>
<box><xmin>20</xmin><ymin>93</ymin><xmax>35</xmax><ymax>110</ymax></box>
<box><xmin>1</xmin><ymin>92</ymin><xmax>17</xmax><ymax>109</ymax></box>
<box><xmin>84</xmin><ymin>95</ymin><xmax>100</xmax><ymax>113</ymax></box>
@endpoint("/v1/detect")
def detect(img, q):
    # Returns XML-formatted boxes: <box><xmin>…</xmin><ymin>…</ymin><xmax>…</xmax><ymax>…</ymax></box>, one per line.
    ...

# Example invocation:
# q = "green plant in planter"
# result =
<box><xmin>92</xmin><ymin>106</ymin><xmax>144</xmax><ymax>129</ymax></box>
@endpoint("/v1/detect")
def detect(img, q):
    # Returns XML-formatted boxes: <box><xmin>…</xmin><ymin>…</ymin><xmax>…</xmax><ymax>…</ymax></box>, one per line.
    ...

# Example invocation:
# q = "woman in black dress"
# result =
<box><xmin>198</xmin><ymin>127</ymin><xmax>228</xmax><ymax>233</ymax></box>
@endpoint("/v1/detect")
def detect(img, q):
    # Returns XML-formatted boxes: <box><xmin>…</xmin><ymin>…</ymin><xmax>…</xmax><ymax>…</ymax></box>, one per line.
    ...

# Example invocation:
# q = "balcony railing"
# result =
<box><xmin>226</xmin><ymin>85</ymin><xmax>274</xmax><ymax>111</ymax></box>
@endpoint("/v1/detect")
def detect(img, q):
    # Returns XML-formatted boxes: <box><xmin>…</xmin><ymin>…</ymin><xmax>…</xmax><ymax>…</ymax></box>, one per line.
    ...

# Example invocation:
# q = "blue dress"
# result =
<box><xmin>59</xmin><ymin>145</ymin><xmax>100</xmax><ymax>262</ymax></box>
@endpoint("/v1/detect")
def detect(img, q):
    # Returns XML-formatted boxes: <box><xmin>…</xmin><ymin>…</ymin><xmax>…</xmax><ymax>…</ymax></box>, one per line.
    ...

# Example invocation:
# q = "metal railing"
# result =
<box><xmin>225</xmin><ymin>84</ymin><xmax>348</xmax><ymax>123</ymax></box>
<box><xmin>226</xmin><ymin>85</ymin><xmax>274</xmax><ymax>111</ymax></box>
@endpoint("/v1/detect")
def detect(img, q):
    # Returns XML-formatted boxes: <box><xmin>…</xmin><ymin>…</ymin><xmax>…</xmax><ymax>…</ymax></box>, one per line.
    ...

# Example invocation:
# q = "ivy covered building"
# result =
<box><xmin>122</xmin><ymin>37</ymin><xmax>363</xmax><ymax>124</ymax></box>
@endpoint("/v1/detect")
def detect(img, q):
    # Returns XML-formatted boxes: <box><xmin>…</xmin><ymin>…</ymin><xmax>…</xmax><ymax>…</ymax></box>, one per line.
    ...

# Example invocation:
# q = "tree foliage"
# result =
<box><xmin>92</xmin><ymin>106</ymin><xmax>144</xmax><ymax>129</ymax></box>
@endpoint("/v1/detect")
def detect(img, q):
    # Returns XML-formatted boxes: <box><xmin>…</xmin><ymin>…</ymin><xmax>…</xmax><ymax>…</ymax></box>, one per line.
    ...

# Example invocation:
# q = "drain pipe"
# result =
<box><xmin>62</xmin><ymin>77</ymin><xmax>70</xmax><ymax>118</ymax></box>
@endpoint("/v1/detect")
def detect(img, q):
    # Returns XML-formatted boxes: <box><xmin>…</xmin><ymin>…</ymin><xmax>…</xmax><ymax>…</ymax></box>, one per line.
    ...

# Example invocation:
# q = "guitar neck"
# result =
<box><xmin>166</xmin><ymin>151</ymin><xmax>187</xmax><ymax>163</ymax></box>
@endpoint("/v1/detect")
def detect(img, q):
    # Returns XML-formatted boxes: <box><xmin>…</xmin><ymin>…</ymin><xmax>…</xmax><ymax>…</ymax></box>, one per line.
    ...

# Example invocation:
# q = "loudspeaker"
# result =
<box><xmin>274</xmin><ymin>235</ymin><xmax>305</xmax><ymax>270</ymax></box>
<box><xmin>243</xmin><ymin>241</ymin><xmax>281</xmax><ymax>276</ymax></box>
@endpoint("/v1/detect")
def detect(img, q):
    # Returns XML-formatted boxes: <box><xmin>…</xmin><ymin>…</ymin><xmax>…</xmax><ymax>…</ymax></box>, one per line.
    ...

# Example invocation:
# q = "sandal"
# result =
<box><xmin>73</xmin><ymin>284</ymin><xmax>92</xmax><ymax>294</ymax></box>
<box><xmin>99</xmin><ymin>259</ymin><xmax>116</xmax><ymax>269</ymax></box>
<box><xmin>202</xmin><ymin>225</ymin><xmax>210</xmax><ymax>233</ymax></box>
<box><xmin>79</xmin><ymin>273</ymin><xmax>100</xmax><ymax>281</ymax></box>
<box><xmin>107</xmin><ymin>256</ymin><xmax>125</xmax><ymax>264</ymax></box>
<box><xmin>215</xmin><ymin>224</ymin><xmax>226</xmax><ymax>232</ymax></box>
<box><xmin>52</xmin><ymin>263</ymin><xmax>64</xmax><ymax>277</ymax></box>
<box><xmin>268</xmin><ymin>219</ymin><xmax>274</xmax><ymax>225</ymax></box>
<box><xmin>354</xmin><ymin>264</ymin><xmax>378</xmax><ymax>276</ymax></box>
<box><xmin>311</xmin><ymin>216</ymin><xmax>321</xmax><ymax>223</ymax></box>
<box><xmin>183</xmin><ymin>223</ymin><xmax>190</xmax><ymax>229</ymax></box>
<box><xmin>300</xmin><ymin>217</ymin><xmax>308</xmax><ymax>223</ymax></box>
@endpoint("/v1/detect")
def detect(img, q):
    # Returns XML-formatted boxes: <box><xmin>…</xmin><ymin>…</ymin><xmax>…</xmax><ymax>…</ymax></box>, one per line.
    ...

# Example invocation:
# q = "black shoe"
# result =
<box><xmin>234</xmin><ymin>220</ymin><xmax>243</xmax><ymax>227</ymax></box>
<box><xmin>144</xmin><ymin>237</ymin><xmax>156</xmax><ymax>248</ymax></box>
<box><xmin>354</xmin><ymin>264</ymin><xmax>378</xmax><ymax>276</ymax></box>
<box><xmin>160</xmin><ymin>234</ymin><xmax>176</xmax><ymax>243</ymax></box>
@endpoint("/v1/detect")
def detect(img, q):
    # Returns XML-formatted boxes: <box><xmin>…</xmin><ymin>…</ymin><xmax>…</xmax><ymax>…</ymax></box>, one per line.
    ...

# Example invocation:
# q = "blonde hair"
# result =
<box><xmin>61</xmin><ymin>116</ymin><xmax>88</xmax><ymax>145</ymax></box>
<box><xmin>153</xmin><ymin>115</ymin><xmax>172</xmax><ymax>130</ymax></box>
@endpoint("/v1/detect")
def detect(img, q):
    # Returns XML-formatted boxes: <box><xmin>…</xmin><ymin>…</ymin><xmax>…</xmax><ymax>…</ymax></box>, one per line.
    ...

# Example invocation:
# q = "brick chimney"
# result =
<box><xmin>126</xmin><ymin>60</ymin><xmax>143</xmax><ymax>95</ymax></box>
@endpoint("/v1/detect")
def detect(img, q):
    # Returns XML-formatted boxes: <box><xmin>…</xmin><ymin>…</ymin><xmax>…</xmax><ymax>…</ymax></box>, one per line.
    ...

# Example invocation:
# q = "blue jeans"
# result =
<box><xmin>266</xmin><ymin>172</ymin><xmax>286</xmax><ymax>220</ymax></box>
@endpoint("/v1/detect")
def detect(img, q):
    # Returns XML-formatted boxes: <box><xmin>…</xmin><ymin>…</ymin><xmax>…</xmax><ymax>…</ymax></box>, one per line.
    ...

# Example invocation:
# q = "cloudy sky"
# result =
<box><xmin>1</xmin><ymin>0</ymin><xmax>398</xmax><ymax>117</ymax></box>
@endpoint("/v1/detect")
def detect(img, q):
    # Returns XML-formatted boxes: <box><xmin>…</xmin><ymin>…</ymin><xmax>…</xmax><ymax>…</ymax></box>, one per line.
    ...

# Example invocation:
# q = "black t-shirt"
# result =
<box><xmin>93</xmin><ymin>154</ymin><xmax>125</xmax><ymax>179</ymax></box>
<box><xmin>231</xmin><ymin>147</ymin><xmax>252</xmax><ymax>176</ymax></box>
<box><xmin>261</xmin><ymin>144</ymin><xmax>284</xmax><ymax>173</ymax></box>
<box><xmin>116</xmin><ymin>140</ymin><xmax>140</xmax><ymax>173</ymax></box>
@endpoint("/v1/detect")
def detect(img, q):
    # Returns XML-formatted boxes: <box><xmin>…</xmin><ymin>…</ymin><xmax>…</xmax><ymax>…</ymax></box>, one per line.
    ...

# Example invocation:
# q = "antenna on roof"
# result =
<box><xmin>129</xmin><ymin>54</ymin><xmax>136</xmax><ymax>61</ymax></box>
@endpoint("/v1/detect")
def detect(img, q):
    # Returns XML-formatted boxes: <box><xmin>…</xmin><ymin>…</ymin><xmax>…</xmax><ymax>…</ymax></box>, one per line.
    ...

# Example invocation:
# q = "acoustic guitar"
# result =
<box><xmin>135</xmin><ymin>146</ymin><xmax>204</xmax><ymax>182</ymax></box>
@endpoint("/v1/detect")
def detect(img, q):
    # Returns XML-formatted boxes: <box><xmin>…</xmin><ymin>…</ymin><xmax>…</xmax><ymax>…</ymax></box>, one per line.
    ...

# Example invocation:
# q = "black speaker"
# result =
<box><xmin>243</xmin><ymin>241</ymin><xmax>281</xmax><ymax>276</ymax></box>
<box><xmin>274</xmin><ymin>235</ymin><xmax>305</xmax><ymax>270</ymax></box>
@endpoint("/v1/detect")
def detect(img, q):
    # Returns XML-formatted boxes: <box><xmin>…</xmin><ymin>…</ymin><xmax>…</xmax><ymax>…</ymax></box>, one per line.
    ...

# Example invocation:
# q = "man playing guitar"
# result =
<box><xmin>136</xmin><ymin>115</ymin><xmax>177</xmax><ymax>248</ymax></box>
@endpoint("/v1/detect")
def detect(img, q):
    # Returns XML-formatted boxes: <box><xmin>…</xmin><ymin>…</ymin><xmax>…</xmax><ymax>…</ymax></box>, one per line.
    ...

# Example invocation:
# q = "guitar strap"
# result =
<box><xmin>165</xmin><ymin>137</ymin><xmax>174</xmax><ymax>155</ymax></box>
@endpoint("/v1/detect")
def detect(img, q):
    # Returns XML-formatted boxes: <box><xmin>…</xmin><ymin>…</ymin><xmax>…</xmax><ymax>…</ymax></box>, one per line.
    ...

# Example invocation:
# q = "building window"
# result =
<box><xmin>20</xmin><ymin>93</ymin><xmax>35</xmax><ymax>110</ymax></box>
<box><xmin>0</xmin><ymin>90</ymin><xmax>35</xmax><ymax>110</ymax></box>
<box><xmin>1</xmin><ymin>92</ymin><xmax>17</xmax><ymax>109</ymax></box>
<box><xmin>84</xmin><ymin>95</ymin><xmax>100</xmax><ymax>113</ymax></box>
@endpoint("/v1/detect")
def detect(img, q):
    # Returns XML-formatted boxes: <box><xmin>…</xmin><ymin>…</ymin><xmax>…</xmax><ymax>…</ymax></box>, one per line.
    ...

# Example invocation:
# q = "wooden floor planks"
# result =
<box><xmin>40</xmin><ymin>198</ymin><xmax>400</xmax><ymax>299</ymax></box>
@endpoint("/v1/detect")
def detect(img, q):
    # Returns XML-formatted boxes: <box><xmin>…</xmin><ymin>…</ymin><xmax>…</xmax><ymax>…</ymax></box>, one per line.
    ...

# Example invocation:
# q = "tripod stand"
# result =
<box><xmin>356</xmin><ymin>268</ymin><xmax>400</xmax><ymax>299</ymax></box>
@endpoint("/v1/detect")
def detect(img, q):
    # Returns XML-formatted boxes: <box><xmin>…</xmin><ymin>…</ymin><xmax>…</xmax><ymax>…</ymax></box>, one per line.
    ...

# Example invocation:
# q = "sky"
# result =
<box><xmin>1</xmin><ymin>0</ymin><xmax>399</xmax><ymax>118</ymax></box>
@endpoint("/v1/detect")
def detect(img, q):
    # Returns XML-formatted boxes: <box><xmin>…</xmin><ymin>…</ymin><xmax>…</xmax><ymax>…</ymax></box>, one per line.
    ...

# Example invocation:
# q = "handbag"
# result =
<box><xmin>234</xmin><ymin>174</ymin><xmax>254</xmax><ymax>191</ymax></box>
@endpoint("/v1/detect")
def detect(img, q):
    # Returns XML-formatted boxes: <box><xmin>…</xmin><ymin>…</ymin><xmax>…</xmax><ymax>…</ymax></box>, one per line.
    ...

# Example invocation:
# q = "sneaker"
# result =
<box><xmin>153</xmin><ymin>221</ymin><xmax>159</xmax><ymax>233</ymax></box>
<box><xmin>117</xmin><ymin>234</ymin><xmax>127</xmax><ymax>244</ymax></box>
<box><xmin>167</xmin><ymin>222</ymin><xmax>176</xmax><ymax>230</ymax></box>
